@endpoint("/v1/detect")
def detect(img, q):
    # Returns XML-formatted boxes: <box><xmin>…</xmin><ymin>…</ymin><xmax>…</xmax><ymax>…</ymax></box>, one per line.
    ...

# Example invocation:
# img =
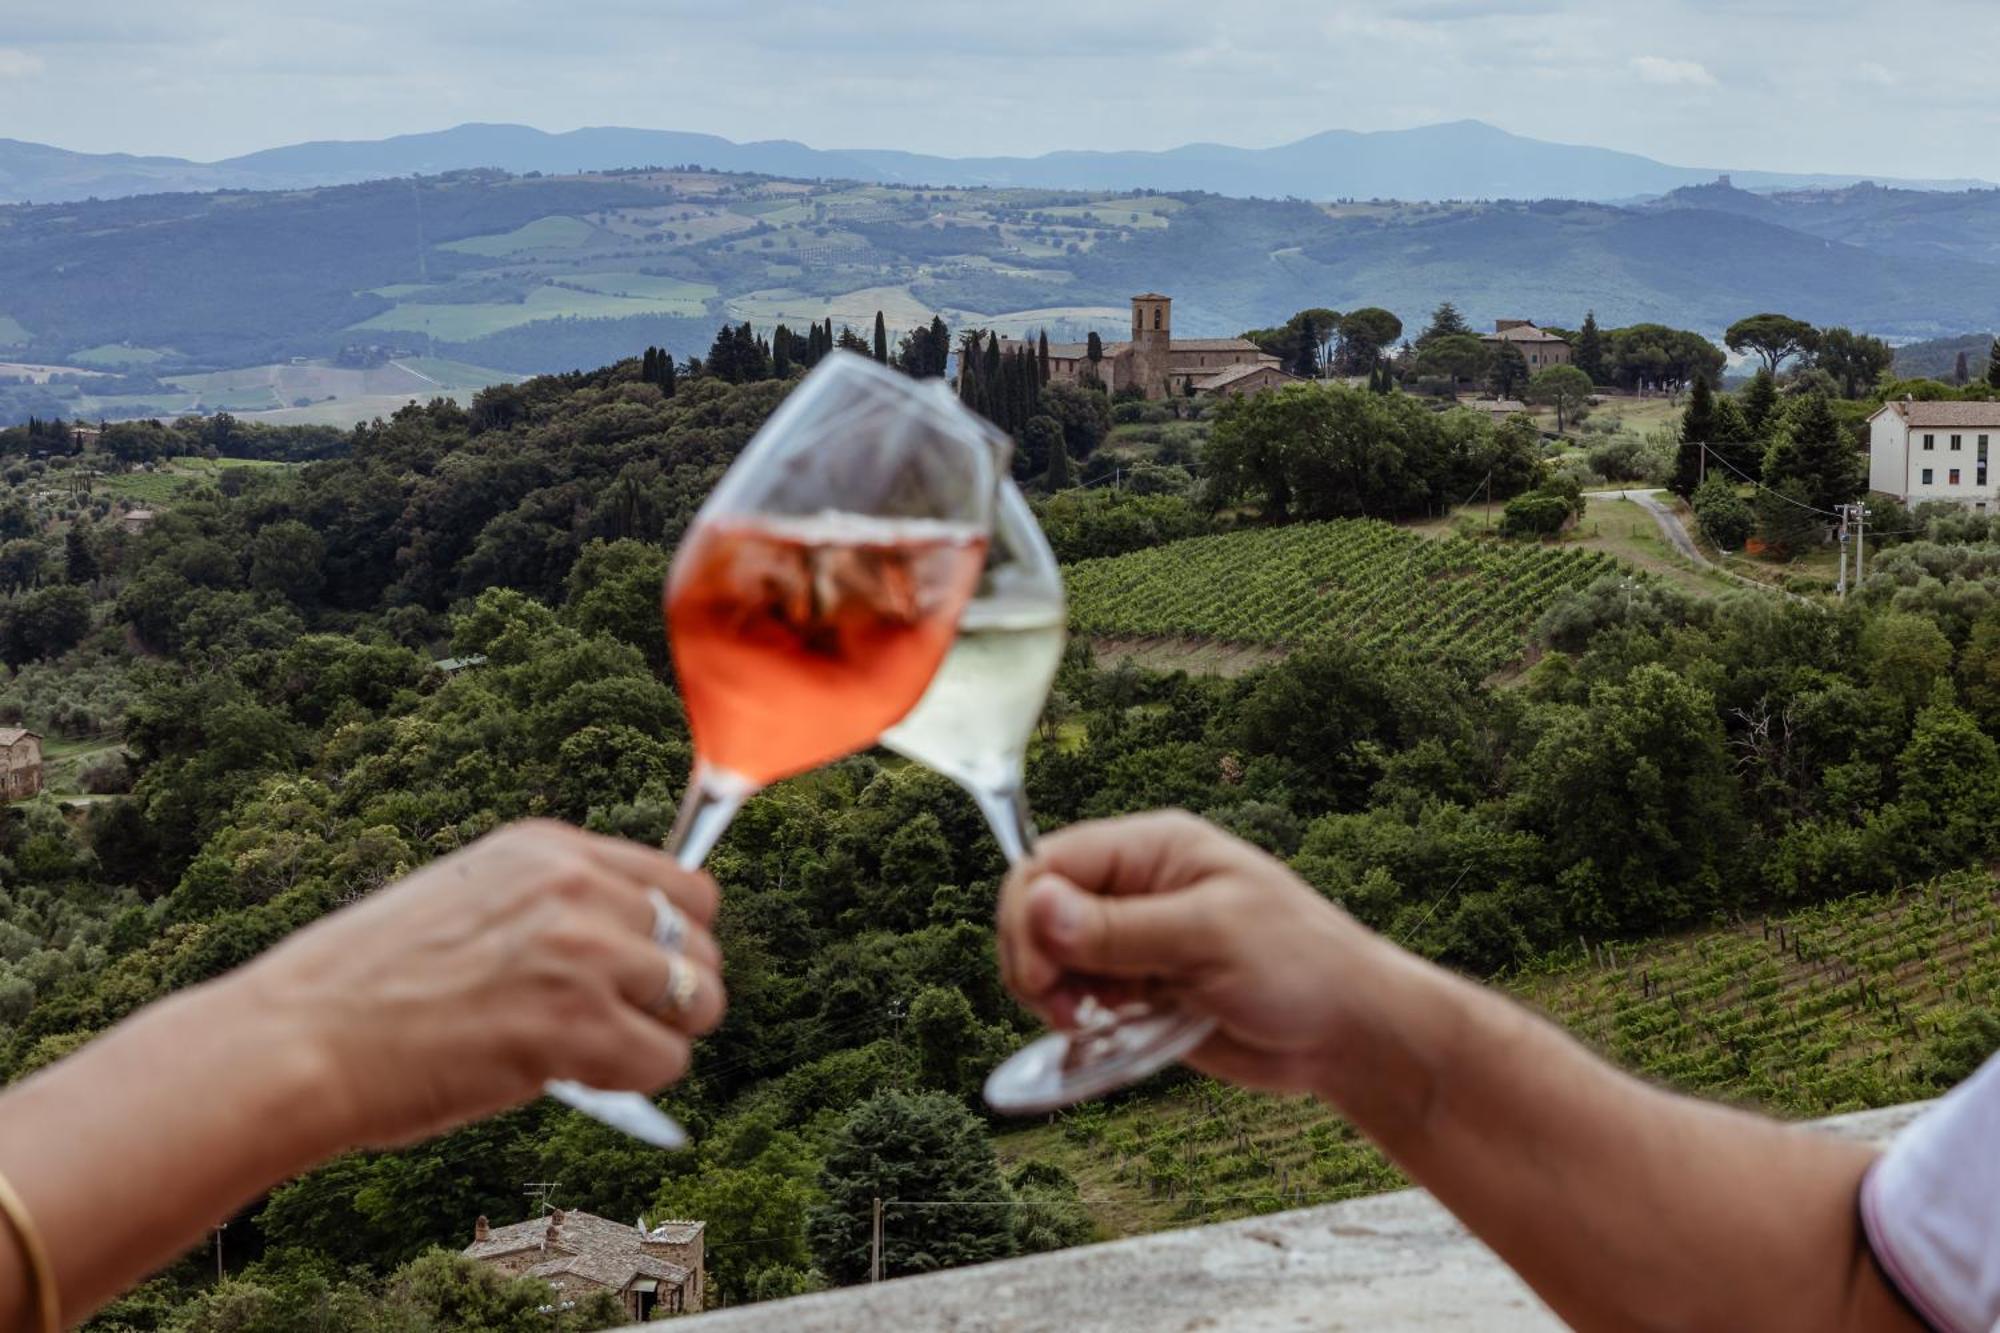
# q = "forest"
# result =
<box><xmin>0</xmin><ymin>342</ymin><xmax>1997</xmax><ymax>1326</ymax></box>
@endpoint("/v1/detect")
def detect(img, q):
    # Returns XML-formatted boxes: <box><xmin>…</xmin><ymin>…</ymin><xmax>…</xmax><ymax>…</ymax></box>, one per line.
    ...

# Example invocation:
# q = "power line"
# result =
<box><xmin>1698</xmin><ymin>442</ymin><xmax>1844</xmax><ymax>518</ymax></box>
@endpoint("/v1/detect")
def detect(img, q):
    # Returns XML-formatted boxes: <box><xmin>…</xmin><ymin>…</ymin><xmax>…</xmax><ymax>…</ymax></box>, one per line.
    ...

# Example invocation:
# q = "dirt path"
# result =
<box><xmin>1606</xmin><ymin>488</ymin><xmax>1816</xmax><ymax>606</ymax></box>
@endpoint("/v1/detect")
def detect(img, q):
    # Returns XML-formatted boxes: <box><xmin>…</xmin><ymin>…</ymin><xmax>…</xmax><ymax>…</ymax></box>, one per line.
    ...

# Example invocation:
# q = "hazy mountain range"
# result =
<box><xmin>3</xmin><ymin>120</ymin><xmax>1989</xmax><ymax>207</ymax></box>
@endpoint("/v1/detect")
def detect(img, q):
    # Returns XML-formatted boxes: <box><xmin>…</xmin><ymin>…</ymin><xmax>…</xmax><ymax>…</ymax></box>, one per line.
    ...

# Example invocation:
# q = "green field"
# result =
<box><xmin>438</xmin><ymin>214</ymin><xmax>599</xmax><ymax>256</ymax></box>
<box><xmin>998</xmin><ymin>871</ymin><xmax>2000</xmax><ymax>1239</ymax></box>
<box><xmin>1065</xmin><ymin>519</ymin><xmax>1621</xmax><ymax>674</ymax></box>
<box><xmin>70</xmin><ymin>343</ymin><xmax>171</xmax><ymax>367</ymax></box>
<box><xmin>348</xmin><ymin>283</ymin><xmax>704</xmax><ymax>338</ymax></box>
<box><xmin>560</xmin><ymin>271</ymin><xmax>718</xmax><ymax>304</ymax></box>
<box><xmin>70</xmin><ymin>455</ymin><xmax>295</xmax><ymax>506</ymax></box>
<box><xmin>0</xmin><ymin>315</ymin><xmax>30</xmax><ymax>347</ymax></box>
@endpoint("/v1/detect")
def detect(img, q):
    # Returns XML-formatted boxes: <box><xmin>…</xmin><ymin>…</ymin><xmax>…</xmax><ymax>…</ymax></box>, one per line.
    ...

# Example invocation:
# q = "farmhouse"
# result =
<box><xmin>993</xmin><ymin>294</ymin><xmax>1292</xmax><ymax>400</ymax></box>
<box><xmin>464</xmin><ymin>1209</ymin><xmax>705</xmax><ymax>1320</ymax></box>
<box><xmin>0</xmin><ymin>729</ymin><xmax>40</xmax><ymax>801</ymax></box>
<box><xmin>1481</xmin><ymin>320</ymin><xmax>1572</xmax><ymax>370</ymax></box>
<box><xmin>1867</xmin><ymin>399</ymin><xmax>2000</xmax><ymax>506</ymax></box>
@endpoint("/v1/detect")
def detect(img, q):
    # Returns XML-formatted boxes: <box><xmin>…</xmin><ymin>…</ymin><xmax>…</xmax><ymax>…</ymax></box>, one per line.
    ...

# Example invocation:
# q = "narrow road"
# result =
<box><xmin>1602</xmin><ymin>487</ymin><xmax>1816</xmax><ymax>606</ymax></box>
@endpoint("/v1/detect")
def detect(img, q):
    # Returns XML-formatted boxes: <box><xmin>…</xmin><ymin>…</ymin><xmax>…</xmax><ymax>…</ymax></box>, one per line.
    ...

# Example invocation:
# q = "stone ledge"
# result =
<box><xmin>667</xmin><ymin>1102</ymin><xmax>1930</xmax><ymax>1332</ymax></box>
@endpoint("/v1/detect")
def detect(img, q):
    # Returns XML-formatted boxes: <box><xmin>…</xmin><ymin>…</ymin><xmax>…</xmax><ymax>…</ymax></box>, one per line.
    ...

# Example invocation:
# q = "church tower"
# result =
<box><xmin>1129</xmin><ymin>293</ymin><xmax>1172</xmax><ymax>399</ymax></box>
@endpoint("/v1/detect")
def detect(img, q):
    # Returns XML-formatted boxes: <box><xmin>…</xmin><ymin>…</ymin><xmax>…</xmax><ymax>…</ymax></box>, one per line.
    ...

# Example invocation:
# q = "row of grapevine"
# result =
<box><xmin>1010</xmin><ymin>872</ymin><xmax>2000</xmax><ymax>1237</ymax></box>
<box><xmin>1063</xmin><ymin>520</ymin><xmax>1617</xmax><ymax>673</ymax></box>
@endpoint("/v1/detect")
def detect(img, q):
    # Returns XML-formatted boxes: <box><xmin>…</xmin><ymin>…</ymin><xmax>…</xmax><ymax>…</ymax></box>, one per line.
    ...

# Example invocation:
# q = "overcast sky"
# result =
<box><xmin>5</xmin><ymin>0</ymin><xmax>1998</xmax><ymax>178</ymax></box>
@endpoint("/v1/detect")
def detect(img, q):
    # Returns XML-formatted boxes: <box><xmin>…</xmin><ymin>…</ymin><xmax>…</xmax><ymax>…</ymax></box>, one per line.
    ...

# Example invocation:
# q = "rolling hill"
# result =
<box><xmin>4</xmin><ymin>120</ymin><xmax>1988</xmax><ymax>207</ymax></box>
<box><xmin>12</xmin><ymin>165</ymin><xmax>2000</xmax><ymax>403</ymax></box>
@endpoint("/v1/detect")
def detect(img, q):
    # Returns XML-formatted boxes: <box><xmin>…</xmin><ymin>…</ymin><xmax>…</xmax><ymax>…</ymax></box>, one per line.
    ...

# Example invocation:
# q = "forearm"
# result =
<box><xmin>0</xmin><ymin>976</ymin><xmax>344</xmax><ymax>1325</ymax></box>
<box><xmin>1320</xmin><ymin>939</ymin><xmax>1910</xmax><ymax>1333</ymax></box>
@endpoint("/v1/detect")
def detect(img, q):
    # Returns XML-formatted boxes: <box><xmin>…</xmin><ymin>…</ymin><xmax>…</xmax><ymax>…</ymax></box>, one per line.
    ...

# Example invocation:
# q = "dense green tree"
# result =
<box><xmin>1739</xmin><ymin>367</ymin><xmax>1780</xmax><ymax>439</ymax></box>
<box><xmin>1816</xmin><ymin>327</ymin><xmax>1894</xmax><ymax>399</ymax></box>
<box><xmin>1762</xmin><ymin>392</ymin><xmax>1862</xmax><ymax>513</ymax></box>
<box><xmin>63</xmin><ymin>524</ymin><xmax>99</xmax><ymax>585</ymax></box>
<box><xmin>1691</xmin><ymin>474</ymin><xmax>1754</xmax><ymax>551</ymax></box>
<box><xmin>1989</xmin><ymin>337</ymin><xmax>2000</xmax><ymax>389</ymax></box>
<box><xmin>1487</xmin><ymin>343</ymin><xmax>1530</xmax><ymax>399</ymax></box>
<box><xmin>809</xmin><ymin>1090</ymin><xmax>1015</xmax><ymax>1284</ymax></box>
<box><xmin>1337</xmin><ymin>307</ymin><xmax>1403</xmax><ymax>375</ymax></box>
<box><xmin>1726</xmin><ymin>313</ymin><xmax>1819</xmax><ymax>376</ymax></box>
<box><xmin>1526</xmin><ymin>364</ymin><xmax>1593</xmax><ymax>433</ymax></box>
<box><xmin>1754</xmin><ymin>478</ymin><xmax>1825</xmax><ymax>558</ymax></box>
<box><xmin>1036</xmin><ymin>381</ymin><xmax>1112</xmax><ymax>459</ymax></box>
<box><xmin>246</xmin><ymin>520</ymin><xmax>326</xmax><ymax>606</ymax></box>
<box><xmin>1673</xmin><ymin>375</ymin><xmax>1716</xmax><ymax>497</ymax></box>
<box><xmin>1573</xmin><ymin>310</ymin><xmax>1606</xmax><ymax>384</ymax></box>
<box><xmin>1414</xmin><ymin>333</ymin><xmax>1489</xmax><ymax>387</ymax></box>
<box><xmin>1415</xmin><ymin>301</ymin><xmax>1471</xmax><ymax>348</ymax></box>
<box><xmin>873</xmin><ymin>310</ymin><xmax>889</xmax><ymax>363</ymax></box>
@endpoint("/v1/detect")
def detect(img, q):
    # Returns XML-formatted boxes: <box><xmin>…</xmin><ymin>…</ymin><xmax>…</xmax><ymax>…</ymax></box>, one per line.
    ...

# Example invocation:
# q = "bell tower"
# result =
<box><xmin>1129</xmin><ymin>293</ymin><xmax>1172</xmax><ymax>399</ymax></box>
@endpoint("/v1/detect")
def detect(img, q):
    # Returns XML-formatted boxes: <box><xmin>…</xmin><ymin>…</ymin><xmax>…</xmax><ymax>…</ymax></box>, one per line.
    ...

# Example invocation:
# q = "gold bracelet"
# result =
<box><xmin>0</xmin><ymin>1168</ymin><xmax>58</xmax><ymax>1333</ymax></box>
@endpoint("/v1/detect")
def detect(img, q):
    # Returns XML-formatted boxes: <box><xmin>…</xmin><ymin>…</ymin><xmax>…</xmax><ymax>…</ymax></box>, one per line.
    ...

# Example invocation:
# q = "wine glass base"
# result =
<box><xmin>984</xmin><ymin>1008</ymin><xmax>1216</xmax><ymax>1115</ymax></box>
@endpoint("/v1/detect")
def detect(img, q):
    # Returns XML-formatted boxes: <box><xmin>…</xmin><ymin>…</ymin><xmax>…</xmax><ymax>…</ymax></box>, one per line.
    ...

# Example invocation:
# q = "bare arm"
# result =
<box><xmin>998</xmin><ymin>812</ymin><xmax>1921</xmax><ymax>1333</ymax></box>
<box><xmin>0</xmin><ymin>820</ymin><xmax>726</xmax><ymax>1326</ymax></box>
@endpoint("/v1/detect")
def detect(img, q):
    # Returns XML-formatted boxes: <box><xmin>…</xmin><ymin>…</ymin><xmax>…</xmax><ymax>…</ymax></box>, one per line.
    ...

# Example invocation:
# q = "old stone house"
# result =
<box><xmin>464</xmin><ymin>1209</ymin><xmax>705</xmax><ymax>1320</ymax></box>
<box><xmin>1480</xmin><ymin>320</ymin><xmax>1572</xmax><ymax>370</ymax></box>
<box><xmin>991</xmin><ymin>294</ymin><xmax>1292</xmax><ymax>399</ymax></box>
<box><xmin>0</xmin><ymin>729</ymin><xmax>42</xmax><ymax>801</ymax></box>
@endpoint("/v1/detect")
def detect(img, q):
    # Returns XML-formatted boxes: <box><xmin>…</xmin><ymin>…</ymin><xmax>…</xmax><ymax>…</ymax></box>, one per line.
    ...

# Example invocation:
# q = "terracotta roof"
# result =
<box><xmin>465</xmin><ymin>1210</ymin><xmax>703</xmax><ymax>1294</ymax></box>
<box><xmin>1171</xmin><ymin>338</ymin><xmax>1264</xmax><ymax>353</ymax></box>
<box><xmin>0</xmin><ymin>728</ymin><xmax>38</xmax><ymax>746</ymax></box>
<box><xmin>994</xmin><ymin>338</ymin><xmax>1124</xmax><ymax>359</ymax></box>
<box><xmin>1878</xmin><ymin>400</ymin><xmax>2000</xmax><ymax>428</ymax></box>
<box><xmin>1132</xmin><ymin>292</ymin><xmax>1170</xmax><ymax>300</ymax></box>
<box><xmin>1481</xmin><ymin>325</ymin><xmax>1568</xmax><ymax>345</ymax></box>
<box><xmin>1194</xmin><ymin>362</ymin><xmax>1297</xmax><ymax>390</ymax></box>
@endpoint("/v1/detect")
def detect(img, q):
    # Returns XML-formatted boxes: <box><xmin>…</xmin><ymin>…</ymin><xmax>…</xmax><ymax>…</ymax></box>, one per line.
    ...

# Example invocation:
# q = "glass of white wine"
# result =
<box><xmin>880</xmin><ymin>477</ymin><xmax>1217</xmax><ymax>1114</ymax></box>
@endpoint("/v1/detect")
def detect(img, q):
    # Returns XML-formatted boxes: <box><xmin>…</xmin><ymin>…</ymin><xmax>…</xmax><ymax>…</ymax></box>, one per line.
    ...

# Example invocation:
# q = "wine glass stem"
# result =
<box><xmin>666</xmin><ymin>762</ymin><xmax>756</xmax><ymax>870</ymax></box>
<box><xmin>971</xmin><ymin>782</ymin><xmax>1038</xmax><ymax>866</ymax></box>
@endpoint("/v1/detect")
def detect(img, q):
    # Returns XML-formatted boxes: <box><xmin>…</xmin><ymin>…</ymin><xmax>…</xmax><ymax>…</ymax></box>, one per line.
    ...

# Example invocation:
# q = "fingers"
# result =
<box><xmin>529</xmin><ymin>820</ymin><xmax>721</xmax><ymax>926</ymax></box>
<box><xmin>562</xmin><ymin>1005</ymin><xmax>695</xmax><ymax>1093</ymax></box>
<box><xmin>1025</xmin><ymin>873</ymin><xmax>1224</xmax><ymax>980</ymax></box>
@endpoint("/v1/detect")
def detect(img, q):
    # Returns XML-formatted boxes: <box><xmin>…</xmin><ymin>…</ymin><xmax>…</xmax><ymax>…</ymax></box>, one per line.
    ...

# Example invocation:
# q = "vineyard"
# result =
<box><xmin>1063</xmin><ymin>520</ymin><xmax>1621</xmax><ymax>673</ymax></box>
<box><xmin>997</xmin><ymin>871</ymin><xmax>2000</xmax><ymax>1238</ymax></box>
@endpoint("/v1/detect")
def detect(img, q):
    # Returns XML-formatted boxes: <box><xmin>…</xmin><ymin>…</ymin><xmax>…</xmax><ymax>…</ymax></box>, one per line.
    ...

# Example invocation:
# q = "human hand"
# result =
<box><xmin>227</xmin><ymin>820</ymin><xmax>725</xmax><ymax>1149</ymax></box>
<box><xmin>997</xmin><ymin>811</ymin><xmax>1391</xmax><ymax>1100</ymax></box>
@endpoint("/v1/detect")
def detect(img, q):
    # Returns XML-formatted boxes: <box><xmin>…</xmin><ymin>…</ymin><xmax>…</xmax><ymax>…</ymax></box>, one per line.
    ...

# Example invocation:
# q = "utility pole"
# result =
<box><xmin>1854</xmin><ymin>503</ymin><xmax>1868</xmax><ymax>588</ymax></box>
<box><xmin>870</xmin><ymin>1197</ymin><xmax>883</xmax><ymax>1284</ymax></box>
<box><xmin>1836</xmin><ymin>504</ymin><xmax>1851</xmax><ymax>598</ymax></box>
<box><xmin>213</xmin><ymin>1222</ymin><xmax>227</xmax><ymax>1283</ymax></box>
<box><xmin>1698</xmin><ymin>440</ymin><xmax>1707</xmax><ymax>487</ymax></box>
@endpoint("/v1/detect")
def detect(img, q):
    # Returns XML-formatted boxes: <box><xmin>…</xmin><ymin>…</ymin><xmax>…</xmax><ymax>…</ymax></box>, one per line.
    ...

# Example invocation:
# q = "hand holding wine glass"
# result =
<box><xmin>550</xmin><ymin>350</ymin><xmax>1002</xmax><ymax>1145</ymax></box>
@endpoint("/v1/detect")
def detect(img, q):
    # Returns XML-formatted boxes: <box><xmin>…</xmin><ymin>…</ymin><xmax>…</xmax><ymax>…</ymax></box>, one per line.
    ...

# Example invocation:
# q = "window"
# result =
<box><xmin>1924</xmin><ymin>434</ymin><xmax>1936</xmax><ymax>450</ymax></box>
<box><xmin>1981</xmin><ymin>468</ymin><xmax>1990</xmax><ymax>486</ymax></box>
<box><xmin>1982</xmin><ymin>435</ymin><xmax>1991</xmax><ymax>461</ymax></box>
<box><xmin>1951</xmin><ymin>469</ymin><xmax>1963</xmax><ymax>485</ymax></box>
<box><xmin>1923</xmin><ymin>468</ymin><xmax>1935</xmax><ymax>484</ymax></box>
<box><xmin>1954</xmin><ymin>434</ymin><xmax>1964</xmax><ymax>450</ymax></box>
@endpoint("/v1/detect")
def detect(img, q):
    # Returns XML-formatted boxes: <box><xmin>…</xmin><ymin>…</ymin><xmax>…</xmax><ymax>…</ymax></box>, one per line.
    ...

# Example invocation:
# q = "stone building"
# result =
<box><xmin>993</xmin><ymin>294</ymin><xmax>1292</xmax><ymax>399</ymax></box>
<box><xmin>1480</xmin><ymin>320</ymin><xmax>1572</xmax><ymax>371</ymax></box>
<box><xmin>464</xmin><ymin>1209</ymin><xmax>705</xmax><ymax>1320</ymax></box>
<box><xmin>0</xmin><ymin>729</ymin><xmax>41</xmax><ymax>801</ymax></box>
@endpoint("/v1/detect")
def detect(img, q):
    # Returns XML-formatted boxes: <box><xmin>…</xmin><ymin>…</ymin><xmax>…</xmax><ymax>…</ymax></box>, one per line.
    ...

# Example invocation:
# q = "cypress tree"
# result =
<box><xmin>1988</xmin><ymin>337</ymin><xmax>2000</xmax><ymax>390</ymax></box>
<box><xmin>773</xmin><ymin>324</ymin><xmax>792</xmax><ymax>378</ymax></box>
<box><xmin>1673</xmin><ymin>374</ymin><xmax>1715</xmax><ymax>498</ymax></box>
<box><xmin>659</xmin><ymin>353</ymin><xmax>677</xmax><ymax>398</ymax></box>
<box><xmin>1955</xmin><ymin>350</ymin><xmax>1972</xmax><ymax>385</ymax></box>
<box><xmin>983</xmin><ymin>336</ymin><xmax>1002</xmax><ymax>407</ymax></box>
<box><xmin>1575</xmin><ymin>310</ymin><xmax>1605</xmax><ymax>384</ymax></box>
<box><xmin>873</xmin><ymin>310</ymin><xmax>889</xmax><ymax>363</ymax></box>
<box><xmin>641</xmin><ymin>346</ymin><xmax>658</xmax><ymax>384</ymax></box>
<box><xmin>1037</xmin><ymin>330</ymin><xmax>1051</xmax><ymax>385</ymax></box>
<box><xmin>1044</xmin><ymin>437</ymin><xmax>1074</xmax><ymax>491</ymax></box>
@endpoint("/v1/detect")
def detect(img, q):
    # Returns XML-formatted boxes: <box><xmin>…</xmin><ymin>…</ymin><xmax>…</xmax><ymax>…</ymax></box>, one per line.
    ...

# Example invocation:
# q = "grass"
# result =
<box><xmin>1572</xmin><ymin>495</ymin><xmax>1740</xmax><ymax>597</ymax></box>
<box><xmin>996</xmin><ymin>871</ymin><xmax>2000</xmax><ymax>1240</ymax></box>
<box><xmin>560</xmin><ymin>272</ymin><xmax>718</xmax><ymax>303</ymax></box>
<box><xmin>347</xmin><ymin>283</ymin><xmax>703</xmax><ymax>339</ymax></box>
<box><xmin>70</xmin><ymin>343</ymin><xmax>170</xmax><ymax>367</ymax></box>
<box><xmin>0</xmin><ymin>315</ymin><xmax>29</xmax><ymax>347</ymax></box>
<box><xmin>71</xmin><ymin>456</ymin><xmax>294</xmax><ymax>506</ymax></box>
<box><xmin>438</xmin><ymin>215</ymin><xmax>599</xmax><ymax>256</ymax></box>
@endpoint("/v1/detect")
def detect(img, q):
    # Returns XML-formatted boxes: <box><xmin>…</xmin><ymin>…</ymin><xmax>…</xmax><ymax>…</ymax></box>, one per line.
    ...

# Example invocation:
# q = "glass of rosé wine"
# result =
<box><xmin>548</xmin><ymin>350</ymin><xmax>1001</xmax><ymax>1148</ymax></box>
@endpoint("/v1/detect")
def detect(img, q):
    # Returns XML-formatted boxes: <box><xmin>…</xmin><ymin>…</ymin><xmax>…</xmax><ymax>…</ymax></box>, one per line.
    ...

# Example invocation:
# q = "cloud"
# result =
<box><xmin>1856</xmin><ymin>61</ymin><xmax>1900</xmax><ymax>87</ymax></box>
<box><xmin>0</xmin><ymin>48</ymin><xmax>44</xmax><ymax>78</ymax></box>
<box><xmin>1630</xmin><ymin>55</ymin><xmax>1717</xmax><ymax>87</ymax></box>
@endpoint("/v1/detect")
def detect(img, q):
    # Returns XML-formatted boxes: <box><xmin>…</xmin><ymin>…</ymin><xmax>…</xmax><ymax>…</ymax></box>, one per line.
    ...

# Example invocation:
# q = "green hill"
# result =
<box><xmin>13</xmin><ymin>168</ymin><xmax>2000</xmax><ymax>376</ymax></box>
<box><xmin>997</xmin><ymin>871</ymin><xmax>2000</xmax><ymax>1240</ymax></box>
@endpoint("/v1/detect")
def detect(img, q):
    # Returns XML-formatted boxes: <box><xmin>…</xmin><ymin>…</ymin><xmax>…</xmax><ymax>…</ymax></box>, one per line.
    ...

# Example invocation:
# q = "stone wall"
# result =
<box><xmin>652</xmin><ymin>1102</ymin><xmax>1929</xmax><ymax>1333</ymax></box>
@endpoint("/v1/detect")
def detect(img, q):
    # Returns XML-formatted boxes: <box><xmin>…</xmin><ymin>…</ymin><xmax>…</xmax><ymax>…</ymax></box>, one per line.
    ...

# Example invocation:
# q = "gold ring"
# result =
<box><xmin>653</xmin><ymin>954</ymin><xmax>701</xmax><ymax>1023</ymax></box>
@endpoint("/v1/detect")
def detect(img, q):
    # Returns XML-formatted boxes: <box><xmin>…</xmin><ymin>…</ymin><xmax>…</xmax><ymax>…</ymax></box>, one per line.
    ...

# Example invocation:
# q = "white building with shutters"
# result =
<box><xmin>1868</xmin><ymin>399</ymin><xmax>2000</xmax><ymax>506</ymax></box>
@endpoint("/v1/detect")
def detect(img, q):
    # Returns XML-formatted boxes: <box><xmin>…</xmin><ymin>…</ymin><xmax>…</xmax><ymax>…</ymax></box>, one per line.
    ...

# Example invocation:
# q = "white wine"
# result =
<box><xmin>881</xmin><ymin>599</ymin><xmax>1065</xmax><ymax>798</ymax></box>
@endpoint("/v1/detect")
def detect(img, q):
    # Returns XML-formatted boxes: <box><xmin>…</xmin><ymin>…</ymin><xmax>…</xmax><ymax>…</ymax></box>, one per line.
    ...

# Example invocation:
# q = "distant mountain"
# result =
<box><xmin>2</xmin><ymin>120</ymin><xmax>1989</xmax><ymax>206</ymax></box>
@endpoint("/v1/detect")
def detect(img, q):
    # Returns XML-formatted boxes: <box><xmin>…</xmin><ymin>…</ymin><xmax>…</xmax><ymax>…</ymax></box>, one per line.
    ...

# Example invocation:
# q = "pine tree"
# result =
<box><xmin>1762</xmin><ymin>392</ymin><xmax>1861</xmax><ymax>512</ymax></box>
<box><xmin>1575</xmin><ymin>310</ymin><xmax>1605</xmax><ymax>384</ymax></box>
<box><xmin>1672</xmin><ymin>375</ymin><xmax>1715</xmax><ymax>498</ymax></box>
<box><xmin>1416</xmin><ymin>301</ymin><xmax>1470</xmax><ymax>348</ymax></box>
<box><xmin>1740</xmin><ymin>367</ymin><xmax>1780</xmax><ymax>439</ymax></box>
<box><xmin>873</xmin><ymin>310</ymin><xmax>889</xmax><ymax>363</ymax></box>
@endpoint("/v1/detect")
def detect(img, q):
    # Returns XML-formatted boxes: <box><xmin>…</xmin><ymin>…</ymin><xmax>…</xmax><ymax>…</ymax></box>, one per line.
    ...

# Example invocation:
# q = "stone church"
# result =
<box><xmin>994</xmin><ymin>294</ymin><xmax>1294</xmax><ymax>400</ymax></box>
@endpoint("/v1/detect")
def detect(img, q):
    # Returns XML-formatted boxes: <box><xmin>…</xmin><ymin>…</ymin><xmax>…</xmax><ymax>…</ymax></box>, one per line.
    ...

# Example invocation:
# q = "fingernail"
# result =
<box><xmin>1036</xmin><ymin>877</ymin><xmax>1082</xmax><ymax>942</ymax></box>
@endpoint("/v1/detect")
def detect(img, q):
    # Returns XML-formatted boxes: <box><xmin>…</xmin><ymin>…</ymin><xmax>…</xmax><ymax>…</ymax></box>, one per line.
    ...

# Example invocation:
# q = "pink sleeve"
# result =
<box><xmin>1860</xmin><ymin>1052</ymin><xmax>2000</xmax><ymax>1333</ymax></box>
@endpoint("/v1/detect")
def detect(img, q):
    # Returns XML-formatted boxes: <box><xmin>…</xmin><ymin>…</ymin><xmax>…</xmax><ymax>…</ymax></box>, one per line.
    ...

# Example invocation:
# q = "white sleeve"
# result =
<box><xmin>1860</xmin><ymin>1051</ymin><xmax>2000</xmax><ymax>1333</ymax></box>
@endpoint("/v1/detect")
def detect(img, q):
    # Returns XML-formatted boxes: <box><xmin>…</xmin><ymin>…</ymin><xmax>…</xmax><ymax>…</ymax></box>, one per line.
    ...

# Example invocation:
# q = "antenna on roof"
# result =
<box><xmin>523</xmin><ymin>1181</ymin><xmax>562</xmax><ymax>1215</ymax></box>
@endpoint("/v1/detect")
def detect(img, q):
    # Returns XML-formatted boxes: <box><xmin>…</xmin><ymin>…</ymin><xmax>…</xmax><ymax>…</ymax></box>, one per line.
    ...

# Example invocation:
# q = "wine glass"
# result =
<box><xmin>878</xmin><ymin>479</ymin><xmax>1218</xmax><ymax>1115</ymax></box>
<box><xmin>548</xmin><ymin>351</ymin><xmax>1002</xmax><ymax>1146</ymax></box>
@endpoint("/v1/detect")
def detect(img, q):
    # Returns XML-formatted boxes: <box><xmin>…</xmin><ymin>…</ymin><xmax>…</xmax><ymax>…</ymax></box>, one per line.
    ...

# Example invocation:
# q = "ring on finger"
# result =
<box><xmin>652</xmin><ymin>953</ymin><xmax>702</xmax><ymax>1023</ymax></box>
<box><xmin>648</xmin><ymin>888</ymin><xmax>690</xmax><ymax>953</ymax></box>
